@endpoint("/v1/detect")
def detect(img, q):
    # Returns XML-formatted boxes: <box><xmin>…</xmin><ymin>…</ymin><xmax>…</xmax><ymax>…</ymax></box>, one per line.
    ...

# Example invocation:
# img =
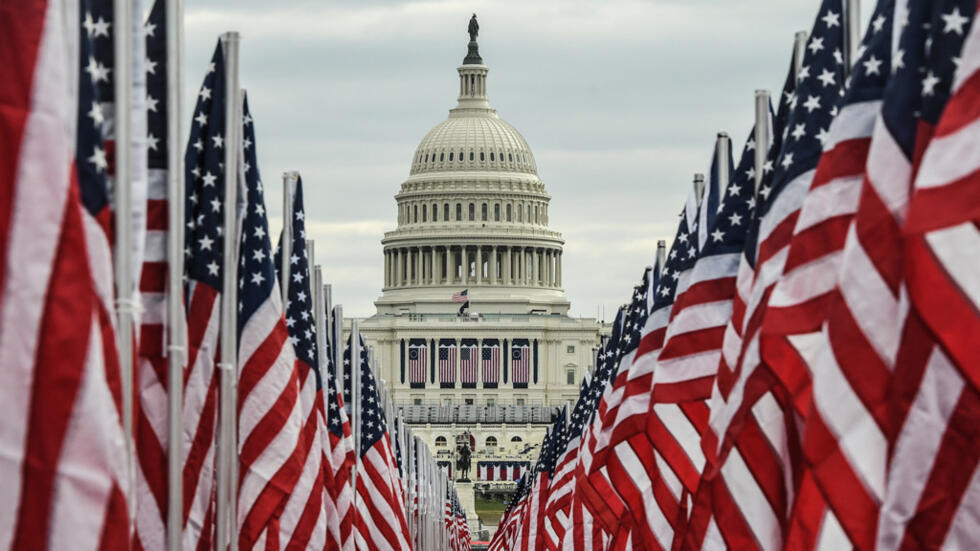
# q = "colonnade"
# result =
<box><xmin>384</xmin><ymin>245</ymin><xmax>562</xmax><ymax>288</ymax></box>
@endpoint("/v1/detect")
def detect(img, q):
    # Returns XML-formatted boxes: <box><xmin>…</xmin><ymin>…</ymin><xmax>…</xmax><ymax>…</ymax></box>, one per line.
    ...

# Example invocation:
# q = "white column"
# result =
<box><xmin>490</xmin><ymin>246</ymin><xmax>497</xmax><ymax>284</ymax></box>
<box><xmin>395</xmin><ymin>249</ymin><xmax>402</xmax><ymax>287</ymax></box>
<box><xmin>431</xmin><ymin>247</ymin><xmax>437</xmax><ymax>285</ymax></box>
<box><xmin>557</xmin><ymin>251</ymin><xmax>562</xmax><ymax>287</ymax></box>
<box><xmin>476</xmin><ymin>246</ymin><xmax>483</xmax><ymax>284</ymax></box>
<box><xmin>384</xmin><ymin>250</ymin><xmax>390</xmax><ymax>287</ymax></box>
<box><xmin>445</xmin><ymin>246</ymin><xmax>452</xmax><ymax>283</ymax></box>
<box><xmin>504</xmin><ymin>247</ymin><xmax>512</xmax><ymax>285</ymax></box>
<box><xmin>462</xmin><ymin>247</ymin><xmax>469</xmax><ymax>285</ymax></box>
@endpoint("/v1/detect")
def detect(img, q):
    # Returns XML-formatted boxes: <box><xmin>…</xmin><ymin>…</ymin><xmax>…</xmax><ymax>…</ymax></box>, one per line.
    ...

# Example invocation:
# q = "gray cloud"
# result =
<box><xmin>180</xmin><ymin>0</ymin><xmax>863</xmax><ymax>318</ymax></box>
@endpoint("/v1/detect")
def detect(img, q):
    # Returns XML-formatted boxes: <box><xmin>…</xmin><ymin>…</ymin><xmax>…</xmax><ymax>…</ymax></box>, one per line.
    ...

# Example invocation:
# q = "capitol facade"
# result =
<box><xmin>356</xmin><ymin>25</ymin><xmax>603</xmax><ymax>482</ymax></box>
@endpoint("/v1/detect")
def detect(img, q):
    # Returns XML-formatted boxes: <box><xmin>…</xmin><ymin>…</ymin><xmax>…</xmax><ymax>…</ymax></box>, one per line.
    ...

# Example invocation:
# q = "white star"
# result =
<box><xmin>803</xmin><ymin>95</ymin><xmax>821</xmax><ymax>112</ymax></box>
<box><xmin>89</xmin><ymin>146</ymin><xmax>107</xmax><ymax>172</ymax></box>
<box><xmin>763</xmin><ymin>160</ymin><xmax>774</xmax><ymax>173</ymax></box>
<box><xmin>243</xmin><ymin>137</ymin><xmax>252</xmax><ymax>150</ymax></box>
<box><xmin>687</xmin><ymin>246</ymin><xmax>696</xmax><ymax>259</ymax></box>
<box><xmin>92</xmin><ymin>16</ymin><xmax>110</xmax><ymax>38</ymax></box>
<box><xmin>781</xmin><ymin>152</ymin><xmax>794</xmax><ymax>169</ymax></box>
<box><xmin>922</xmin><ymin>71</ymin><xmax>940</xmax><ymax>96</ymax></box>
<box><xmin>289</xmin><ymin>336</ymin><xmax>299</xmax><ymax>346</ymax></box>
<box><xmin>659</xmin><ymin>286</ymin><xmax>670</xmax><ymax>297</ymax></box>
<box><xmin>206</xmin><ymin>261</ymin><xmax>219</xmax><ymax>276</ymax></box>
<box><xmin>253</xmin><ymin>249</ymin><xmax>266</xmax><ymax>262</ymax></box>
<box><xmin>816</xmin><ymin>127</ymin><xmax>830</xmax><ymax>145</ymax></box>
<box><xmin>83</xmin><ymin>12</ymin><xmax>96</xmax><ymax>36</ymax></box>
<box><xmin>207</xmin><ymin>62</ymin><xmax>216</xmax><ymax>74</ymax></box>
<box><xmin>797</xmin><ymin>65</ymin><xmax>810</xmax><ymax>82</ymax></box>
<box><xmin>85</xmin><ymin>56</ymin><xmax>110</xmax><ymax>83</ymax></box>
<box><xmin>728</xmin><ymin>183</ymin><xmax>741</xmax><ymax>196</ymax></box>
<box><xmin>791</xmin><ymin>123</ymin><xmax>806</xmax><ymax>140</ymax></box>
<box><xmin>745</xmin><ymin>167</ymin><xmax>756</xmax><ymax>181</ymax></box>
<box><xmin>293</xmin><ymin>272</ymin><xmax>304</xmax><ymax>283</ymax></box>
<box><xmin>942</xmin><ymin>7</ymin><xmax>969</xmax><ymax>35</ymax></box>
<box><xmin>291</xmin><ymin>254</ymin><xmax>300</xmax><ymax>265</ymax></box>
<box><xmin>678</xmin><ymin>232</ymin><xmax>688</xmax><ymax>244</ymax></box>
<box><xmin>817</xmin><ymin>69</ymin><xmax>836</xmax><ymax>87</ymax></box>
<box><xmin>244</xmin><ymin>113</ymin><xmax>253</xmax><ymax>125</ymax></box>
<box><xmin>146</xmin><ymin>94</ymin><xmax>158</xmax><ymax>112</ymax></box>
<box><xmin>808</xmin><ymin>36</ymin><xmax>824</xmax><ymax>54</ymax></box>
<box><xmin>146</xmin><ymin>133</ymin><xmax>159</xmax><ymax>151</ymax></box>
<box><xmin>296</xmin><ymin>290</ymin><xmax>307</xmax><ymax>302</ymax></box>
<box><xmin>202</xmin><ymin>172</ymin><xmax>217</xmax><ymax>187</ymax></box>
<box><xmin>295</xmin><ymin>210</ymin><xmax>305</xmax><ymax>221</ymax></box>
<box><xmin>199</xmin><ymin>86</ymin><xmax>212</xmax><ymax>101</ymax></box>
<box><xmin>872</xmin><ymin>14</ymin><xmax>887</xmax><ymax>34</ymax></box>
<box><xmin>194</xmin><ymin>112</ymin><xmax>207</xmax><ymax>126</ymax></box>
<box><xmin>210</xmin><ymin>198</ymin><xmax>221</xmax><ymax>213</ymax></box>
<box><xmin>746</xmin><ymin>138</ymin><xmax>756</xmax><ymax>151</ymax></box>
<box><xmin>747</xmin><ymin>197</ymin><xmax>757</xmax><ymax>210</ymax></box>
<box><xmin>255</xmin><ymin>203</ymin><xmax>265</xmax><ymax>216</ymax></box>
<box><xmin>711</xmin><ymin>228</ymin><xmax>724</xmax><ymax>242</ymax></box>
<box><xmin>253</xmin><ymin>226</ymin><xmax>266</xmax><ymax>239</ymax></box>
<box><xmin>212</xmin><ymin>134</ymin><xmax>224</xmax><ymax>148</ymax></box>
<box><xmin>145</xmin><ymin>58</ymin><xmax>158</xmax><ymax>75</ymax></box>
<box><xmin>144</xmin><ymin>22</ymin><xmax>156</xmax><ymax>37</ymax></box>
<box><xmin>833</xmin><ymin>48</ymin><xmax>844</xmax><ymax>65</ymax></box>
<box><xmin>198</xmin><ymin>234</ymin><xmax>214</xmax><ymax>251</ymax></box>
<box><xmin>863</xmin><ymin>55</ymin><xmax>883</xmax><ymax>76</ymax></box>
<box><xmin>760</xmin><ymin>184</ymin><xmax>773</xmax><ymax>200</ymax></box>
<box><xmin>822</xmin><ymin>10</ymin><xmax>840</xmax><ymax>27</ymax></box>
<box><xmin>88</xmin><ymin>101</ymin><xmax>104</xmax><ymax>125</ymax></box>
<box><xmin>251</xmin><ymin>272</ymin><xmax>265</xmax><ymax>285</ymax></box>
<box><xmin>728</xmin><ymin>212</ymin><xmax>743</xmax><ymax>226</ymax></box>
<box><xmin>893</xmin><ymin>49</ymin><xmax>906</xmax><ymax>71</ymax></box>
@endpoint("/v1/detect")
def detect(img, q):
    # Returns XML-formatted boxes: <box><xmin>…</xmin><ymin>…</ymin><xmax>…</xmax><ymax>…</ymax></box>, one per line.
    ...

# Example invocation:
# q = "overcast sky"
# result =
<box><xmin>182</xmin><ymin>0</ymin><xmax>863</xmax><ymax>319</ymax></box>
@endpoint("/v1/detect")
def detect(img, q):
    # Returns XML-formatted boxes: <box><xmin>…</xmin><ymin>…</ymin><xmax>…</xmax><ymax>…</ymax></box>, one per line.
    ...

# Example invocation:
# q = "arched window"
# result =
<box><xmin>444</xmin><ymin>203</ymin><xmax>450</xmax><ymax>221</ymax></box>
<box><xmin>424</xmin><ymin>153</ymin><xmax>429</xmax><ymax>162</ymax></box>
<box><xmin>510</xmin><ymin>436</ymin><xmax>523</xmax><ymax>443</ymax></box>
<box><xmin>481</xmin><ymin>203</ymin><xmax>488</xmax><ymax>221</ymax></box>
<box><xmin>449</xmin><ymin>152</ymin><xmax>454</xmax><ymax>161</ymax></box>
<box><xmin>506</xmin><ymin>204</ymin><xmax>512</xmax><ymax>221</ymax></box>
<box><xmin>508</xmin><ymin>153</ymin><xmax>513</xmax><ymax>162</ymax></box>
<box><xmin>456</xmin><ymin>203</ymin><xmax>462</xmax><ymax>221</ymax></box>
<box><xmin>422</xmin><ymin>204</ymin><xmax>427</xmax><ymax>222</ymax></box>
<box><xmin>516</xmin><ymin>154</ymin><xmax>521</xmax><ymax>163</ymax></box>
<box><xmin>527</xmin><ymin>205</ymin><xmax>532</xmax><ymax>223</ymax></box>
<box><xmin>469</xmin><ymin>203</ymin><xmax>475</xmax><ymax>221</ymax></box>
<box><xmin>459</xmin><ymin>151</ymin><xmax>464</xmax><ymax>161</ymax></box>
<box><xmin>435</xmin><ymin>436</ymin><xmax>447</xmax><ymax>447</ymax></box>
<box><xmin>494</xmin><ymin>203</ymin><xmax>500</xmax><ymax>221</ymax></box>
<box><xmin>490</xmin><ymin>152</ymin><xmax>495</xmax><ymax>161</ymax></box>
<box><xmin>534</xmin><ymin>205</ymin><xmax>538</xmax><ymax>223</ymax></box>
<box><xmin>480</xmin><ymin>151</ymin><xmax>485</xmax><ymax>161</ymax></box>
<box><xmin>440</xmin><ymin>152</ymin><xmax>444</xmax><ymax>162</ymax></box>
<box><xmin>413</xmin><ymin>204</ymin><xmax>418</xmax><ymax>223</ymax></box>
<box><xmin>433</xmin><ymin>203</ymin><xmax>438</xmax><ymax>221</ymax></box>
<box><xmin>485</xmin><ymin>436</ymin><xmax>498</xmax><ymax>447</ymax></box>
<box><xmin>499</xmin><ymin>151</ymin><xmax>504</xmax><ymax>162</ymax></box>
<box><xmin>470</xmin><ymin>151</ymin><xmax>474</xmax><ymax>161</ymax></box>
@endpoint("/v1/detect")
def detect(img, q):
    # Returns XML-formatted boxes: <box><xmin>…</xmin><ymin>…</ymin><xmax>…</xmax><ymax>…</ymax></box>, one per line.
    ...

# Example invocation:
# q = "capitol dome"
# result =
<box><xmin>375</xmin><ymin>22</ymin><xmax>568</xmax><ymax>316</ymax></box>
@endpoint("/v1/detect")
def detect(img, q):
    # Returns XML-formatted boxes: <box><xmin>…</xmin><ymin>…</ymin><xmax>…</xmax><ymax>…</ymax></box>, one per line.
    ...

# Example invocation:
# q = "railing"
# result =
<box><xmin>396</xmin><ymin>403</ymin><xmax>559</xmax><ymax>425</ymax></box>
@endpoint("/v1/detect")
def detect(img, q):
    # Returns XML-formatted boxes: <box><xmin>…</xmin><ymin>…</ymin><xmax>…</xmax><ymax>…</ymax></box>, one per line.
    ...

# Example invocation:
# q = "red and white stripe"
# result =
<box><xmin>0</xmin><ymin>1</ymin><xmax>129</xmax><ymax>548</ymax></box>
<box><xmin>512</xmin><ymin>345</ymin><xmax>530</xmax><ymax>385</ymax></box>
<box><xmin>439</xmin><ymin>343</ymin><xmax>456</xmax><ymax>385</ymax></box>
<box><xmin>322</xmin><ymin>388</ymin><xmax>355</xmax><ymax>551</ymax></box>
<box><xmin>237</xmin><ymin>288</ymin><xmax>304</xmax><ymax>550</ymax></box>
<box><xmin>482</xmin><ymin>344</ymin><xmax>500</xmax><ymax>384</ymax></box>
<box><xmin>880</xmin><ymin>16</ymin><xmax>980</xmax><ymax>549</ymax></box>
<box><xmin>461</xmin><ymin>344</ymin><xmax>478</xmax><ymax>385</ymax></box>
<box><xmin>410</xmin><ymin>344</ymin><xmax>427</xmax><ymax>385</ymax></box>
<box><xmin>354</xmin><ymin>433</ymin><xmax>411</xmax><ymax>551</ymax></box>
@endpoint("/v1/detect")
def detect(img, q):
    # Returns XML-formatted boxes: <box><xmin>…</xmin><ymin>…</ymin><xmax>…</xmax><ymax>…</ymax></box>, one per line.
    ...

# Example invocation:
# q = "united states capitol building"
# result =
<box><xmin>354</xmin><ymin>21</ymin><xmax>604</xmax><ymax>488</ymax></box>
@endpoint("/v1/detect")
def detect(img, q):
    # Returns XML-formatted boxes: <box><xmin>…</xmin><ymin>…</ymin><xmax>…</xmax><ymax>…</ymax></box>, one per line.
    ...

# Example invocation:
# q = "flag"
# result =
<box><xmin>482</xmin><ymin>339</ymin><xmax>501</xmax><ymax>387</ymax></box>
<box><xmin>409</xmin><ymin>340</ymin><xmax>427</xmax><ymax>387</ymax></box>
<box><xmin>179</xmin><ymin>42</ymin><xmax>229</xmax><ymax>549</ymax></box>
<box><xmin>0</xmin><ymin>0</ymin><xmax>129</xmax><ymax>547</ymax></box>
<box><xmin>697</xmin><ymin>1</ymin><xmax>846</xmax><ymax>547</ymax></box>
<box><xmin>236</xmin><ymin>95</ymin><xmax>305</xmax><ymax>550</ymax></box>
<box><xmin>439</xmin><ymin>340</ymin><xmax>457</xmax><ymax>387</ymax></box>
<box><xmin>511</xmin><ymin>341</ymin><xmax>531</xmax><ymax>387</ymax></box>
<box><xmin>274</xmin><ymin>175</ymin><xmax>328</xmax><ymax>549</ymax></box>
<box><xmin>452</xmin><ymin>289</ymin><xmax>468</xmax><ymax>302</ymax></box>
<box><xmin>893</xmin><ymin>6</ymin><xmax>980</xmax><ymax>547</ymax></box>
<box><xmin>461</xmin><ymin>340</ymin><xmax>479</xmax><ymax>387</ymax></box>
<box><xmin>321</xmin><ymin>314</ymin><xmax>356</xmax><ymax>551</ymax></box>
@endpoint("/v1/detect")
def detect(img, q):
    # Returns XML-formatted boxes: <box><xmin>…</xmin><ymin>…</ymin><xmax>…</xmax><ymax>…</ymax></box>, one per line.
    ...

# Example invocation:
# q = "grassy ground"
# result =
<box><xmin>474</xmin><ymin>494</ymin><xmax>508</xmax><ymax>527</ymax></box>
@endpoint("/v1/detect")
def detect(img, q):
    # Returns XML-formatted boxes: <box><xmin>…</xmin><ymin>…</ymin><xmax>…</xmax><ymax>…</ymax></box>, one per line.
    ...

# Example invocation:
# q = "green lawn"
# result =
<box><xmin>474</xmin><ymin>495</ymin><xmax>508</xmax><ymax>527</ymax></box>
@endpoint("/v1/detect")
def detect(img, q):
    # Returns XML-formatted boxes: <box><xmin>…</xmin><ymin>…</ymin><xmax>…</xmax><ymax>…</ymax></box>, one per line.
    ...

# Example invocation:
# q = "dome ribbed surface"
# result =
<box><xmin>410</xmin><ymin>114</ymin><xmax>537</xmax><ymax>176</ymax></box>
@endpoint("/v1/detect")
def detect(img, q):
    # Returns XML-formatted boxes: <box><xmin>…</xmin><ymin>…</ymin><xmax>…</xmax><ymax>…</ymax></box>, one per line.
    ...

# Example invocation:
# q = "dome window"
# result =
<box><xmin>490</xmin><ymin>152</ymin><xmax>495</xmax><ymax>161</ymax></box>
<box><xmin>494</xmin><ymin>204</ymin><xmax>500</xmax><ymax>221</ymax></box>
<box><xmin>479</xmin><ymin>152</ymin><xmax>485</xmax><ymax>161</ymax></box>
<box><xmin>506</xmin><ymin>204</ymin><xmax>512</xmax><ymax>221</ymax></box>
<box><xmin>444</xmin><ymin>203</ymin><xmax>450</xmax><ymax>221</ymax></box>
<box><xmin>435</xmin><ymin>436</ymin><xmax>447</xmax><ymax>447</ymax></box>
<box><xmin>422</xmin><ymin>205</ymin><xmax>427</xmax><ymax>222</ymax></box>
<box><xmin>459</xmin><ymin>151</ymin><xmax>464</xmax><ymax>161</ymax></box>
<box><xmin>413</xmin><ymin>205</ymin><xmax>418</xmax><ymax>223</ymax></box>
<box><xmin>511</xmin><ymin>436</ymin><xmax>522</xmax><ymax>443</ymax></box>
<box><xmin>432</xmin><ymin>203</ymin><xmax>438</xmax><ymax>221</ymax></box>
<box><xmin>449</xmin><ymin>152</ymin><xmax>454</xmax><ymax>161</ymax></box>
<box><xmin>500</xmin><ymin>151</ymin><xmax>504</xmax><ymax>162</ymax></box>
<box><xmin>468</xmin><ymin>203</ymin><xmax>475</xmax><ymax>221</ymax></box>
<box><xmin>508</xmin><ymin>153</ymin><xmax>513</xmax><ymax>162</ymax></box>
<box><xmin>456</xmin><ymin>203</ymin><xmax>462</xmax><ymax>221</ymax></box>
<box><xmin>481</xmin><ymin>203</ymin><xmax>488</xmax><ymax>221</ymax></box>
<box><xmin>424</xmin><ymin>153</ymin><xmax>429</xmax><ymax>162</ymax></box>
<box><xmin>470</xmin><ymin>152</ymin><xmax>474</xmax><ymax>161</ymax></box>
<box><xmin>486</xmin><ymin>436</ymin><xmax>498</xmax><ymax>447</ymax></box>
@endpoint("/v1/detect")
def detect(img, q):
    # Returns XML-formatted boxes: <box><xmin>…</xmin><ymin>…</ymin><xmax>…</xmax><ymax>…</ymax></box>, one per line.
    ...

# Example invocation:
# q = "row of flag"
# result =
<box><xmin>0</xmin><ymin>0</ymin><xmax>473</xmax><ymax>549</ymax></box>
<box><xmin>490</xmin><ymin>0</ymin><xmax>980</xmax><ymax>549</ymax></box>
<box><xmin>412</xmin><ymin>339</ymin><xmax>528</xmax><ymax>387</ymax></box>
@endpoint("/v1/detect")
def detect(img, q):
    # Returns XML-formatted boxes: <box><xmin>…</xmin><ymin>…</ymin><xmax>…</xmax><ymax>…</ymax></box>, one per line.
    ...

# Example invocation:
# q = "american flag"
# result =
<box><xmin>409</xmin><ymin>341</ymin><xmax>428</xmax><ymax>387</ymax></box>
<box><xmin>515</xmin><ymin>412</ymin><xmax>565</xmax><ymax>551</ymax></box>
<box><xmin>274</xmin><ymin>175</ymin><xmax>329</xmax><ymax>549</ymax></box>
<box><xmin>0</xmin><ymin>1</ymin><xmax>129</xmax><ymax>547</ymax></box>
<box><xmin>179</xmin><ymin>41</ymin><xmax>228</xmax><ymax>549</ymax></box>
<box><xmin>352</xmin><ymin>338</ymin><xmax>412</xmax><ymax>550</ymax></box>
<box><xmin>461</xmin><ymin>340</ymin><xmax>479</xmax><ymax>387</ymax></box>
<box><xmin>696</xmin><ymin>0</ymin><xmax>847</xmax><ymax>547</ymax></box>
<box><xmin>135</xmin><ymin>1</ymin><xmax>176</xmax><ymax>548</ymax></box>
<box><xmin>511</xmin><ymin>341</ymin><xmax>530</xmax><ymax>387</ymax></box>
<box><xmin>439</xmin><ymin>340</ymin><xmax>457</xmax><ymax>387</ymax></box>
<box><xmin>895</xmin><ymin>5</ymin><xmax>980</xmax><ymax>548</ymax></box>
<box><xmin>452</xmin><ymin>288</ymin><xmax>469</xmax><ymax>302</ymax></box>
<box><xmin>321</xmin><ymin>313</ymin><xmax>355</xmax><ymax>551</ymax></box>
<box><xmin>482</xmin><ymin>339</ymin><xmax>501</xmax><ymax>387</ymax></box>
<box><xmin>236</xmin><ymin>95</ymin><xmax>305</xmax><ymax>550</ymax></box>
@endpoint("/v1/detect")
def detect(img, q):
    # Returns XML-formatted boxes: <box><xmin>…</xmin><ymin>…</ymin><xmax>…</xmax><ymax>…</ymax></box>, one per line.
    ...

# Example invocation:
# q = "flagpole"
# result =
<box><xmin>112</xmin><ymin>0</ymin><xmax>135</xmax><ymax>511</ymax></box>
<box><xmin>715</xmin><ymin>132</ymin><xmax>731</xmax><ymax>201</ymax></box>
<box><xmin>165</xmin><ymin>0</ymin><xmax>186</xmax><ymax>548</ymax></box>
<box><xmin>843</xmin><ymin>0</ymin><xmax>861</xmax><ymax>74</ymax></box>
<box><xmin>351</xmin><ymin>318</ymin><xmax>362</xmax><ymax>520</ymax></box>
<box><xmin>281</xmin><ymin>171</ymin><xmax>295</xmax><ymax>304</ymax></box>
<box><xmin>313</xmin><ymin>265</ymin><xmax>325</xmax><ymax>375</ymax></box>
<box><xmin>753</xmin><ymin>90</ymin><xmax>771</xmax><ymax>194</ymax></box>
<box><xmin>333</xmin><ymin>305</ymin><xmax>344</xmax><ymax>399</ymax></box>
<box><xmin>693</xmin><ymin>173</ymin><xmax>706</xmax><ymax>206</ymax></box>
<box><xmin>216</xmin><ymin>31</ymin><xmax>241</xmax><ymax>551</ymax></box>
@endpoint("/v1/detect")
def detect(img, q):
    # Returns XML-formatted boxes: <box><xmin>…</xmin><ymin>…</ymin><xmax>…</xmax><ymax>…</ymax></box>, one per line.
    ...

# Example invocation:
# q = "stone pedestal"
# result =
<box><xmin>454</xmin><ymin>481</ymin><xmax>481</xmax><ymax>534</ymax></box>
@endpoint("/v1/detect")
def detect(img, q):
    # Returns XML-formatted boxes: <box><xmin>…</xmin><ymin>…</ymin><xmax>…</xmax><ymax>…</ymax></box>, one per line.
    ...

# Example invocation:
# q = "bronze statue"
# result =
<box><xmin>468</xmin><ymin>14</ymin><xmax>479</xmax><ymax>42</ymax></box>
<box><xmin>456</xmin><ymin>432</ymin><xmax>473</xmax><ymax>481</ymax></box>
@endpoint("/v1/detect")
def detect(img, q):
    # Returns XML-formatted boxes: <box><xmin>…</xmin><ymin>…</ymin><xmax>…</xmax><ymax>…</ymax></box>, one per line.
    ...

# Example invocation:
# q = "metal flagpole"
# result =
<box><xmin>333</xmin><ymin>305</ymin><xmax>344</xmax><ymax>400</ymax></box>
<box><xmin>793</xmin><ymin>31</ymin><xmax>808</xmax><ymax>78</ymax></box>
<box><xmin>753</xmin><ymin>90</ymin><xmax>771</xmax><ymax>194</ymax></box>
<box><xmin>843</xmin><ymin>0</ymin><xmax>862</xmax><ymax>75</ymax></box>
<box><xmin>657</xmin><ymin>240</ymin><xmax>667</xmax><ymax>269</ymax></box>
<box><xmin>112</xmin><ymin>0</ymin><xmax>135</xmax><ymax>511</ymax></box>
<box><xmin>313</xmin><ymin>266</ymin><xmax>325</xmax><ymax>374</ymax></box>
<box><xmin>215</xmin><ymin>31</ymin><xmax>241</xmax><ymax>551</ymax></box>
<box><xmin>351</xmin><ymin>318</ymin><xmax>362</xmax><ymax>520</ymax></box>
<box><xmin>693</xmin><ymin>173</ymin><xmax>706</xmax><ymax>206</ymax></box>
<box><xmin>715</xmin><ymin>132</ymin><xmax>731</xmax><ymax>201</ymax></box>
<box><xmin>280</xmin><ymin>171</ymin><xmax>295</xmax><ymax>304</ymax></box>
<box><xmin>165</xmin><ymin>0</ymin><xmax>186</xmax><ymax>548</ymax></box>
